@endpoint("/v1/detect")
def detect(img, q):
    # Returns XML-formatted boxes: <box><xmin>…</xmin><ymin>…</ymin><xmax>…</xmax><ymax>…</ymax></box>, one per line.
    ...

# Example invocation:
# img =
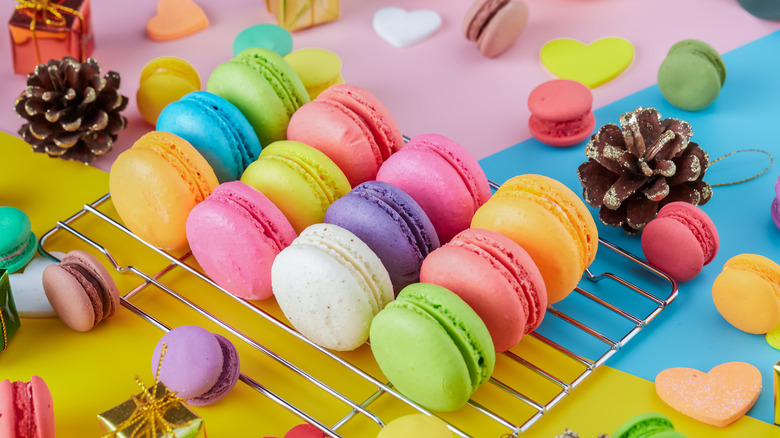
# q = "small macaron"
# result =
<box><xmin>233</xmin><ymin>23</ymin><xmax>293</xmax><ymax>57</ymax></box>
<box><xmin>658</xmin><ymin>39</ymin><xmax>726</xmax><ymax>111</ymax></box>
<box><xmin>42</xmin><ymin>250</ymin><xmax>120</xmax><ymax>332</ymax></box>
<box><xmin>284</xmin><ymin>424</ymin><xmax>326</xmax><ymax>438</ymax></box>
<box><xmin>736</xmin><ymin>0</ymin><xmax>780</xmax><ymax>20</ymax></box>
<box><xmin>136</xmin><ymin>56</ymin><xmax>201</xmax><ymax>126</ymax></box>
<box><xmin>0</xmin><ymin>376</ymin><xmax>55</xmax><ymax>438</ymax></box>
<box><xmin>528</xmin><ymin>79</ymin><xmax>596</xmax><ymax>147</ymax></box>
<box><xmin>0</xmin><ymin>206</ymin><xmax>37</xmax><ymax>274</ymax></box>
<box><xmin>612</xmin><ymin>413</ymin><xmax>686</xmax><ymax>438</ymax></box>
<box><xmin>771</xmin><ymin>175</ymin><xmax>780</xmax><ymax>229</ymax></box>
<box><xmin>284</xmin><ymin>48</ymin><xmax>344</xmax><ymax>100</ymax></box>
<box><xmin>377</xmin><ymin>414</ymin><xmax>454</xmax><ymax>438</ymax></box>
<box><xmin>152</xmin><ymin>325</ymin><xmax>241</xmax><ymax>406</ymax></box>
<box><xmin>462</xmin><ymin>0</ymin><xmax>529</xmax><ymax>58</ymax></box>
<box><xmin>641</xmin><ymin>202</ymin><xmax>719</xmax><ymax>282</ymax></box>
<box><xmin>712</xmin><ymin>253</ymin><xmax>780</xmax><ymax>334</ymax></box>
<box><xmin>157</xmin><ymin>91</ymin><xmax>263</xmax><ymax>183</ymax></box>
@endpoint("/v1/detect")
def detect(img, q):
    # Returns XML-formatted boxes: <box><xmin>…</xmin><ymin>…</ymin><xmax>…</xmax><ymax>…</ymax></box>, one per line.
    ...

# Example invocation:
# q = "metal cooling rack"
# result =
<box><xmin>39</xmin><ymin>191</ymin><xmax>678</xmax><ymax>438</ymax></box>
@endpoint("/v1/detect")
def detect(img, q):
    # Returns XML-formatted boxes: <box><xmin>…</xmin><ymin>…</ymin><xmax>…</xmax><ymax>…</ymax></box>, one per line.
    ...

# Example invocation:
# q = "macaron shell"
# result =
<box><xmin>712</xmin><ymin>255</ymin><xmax>780</xmax><ymax>334</ymax></box>
<box><xmin>612</xmin><ymin>412</ymin><xmax>676</xmax><ymax>438</ymax></box>
<box><xmin>475</xmin><ymin>0</ymin><xmax>529</xmax><ymax>58</ymax></box>
<box><xmin>284</xmin><ymin>48</ymin><xmax>343</xmax><ymax>100</ymax></box>
<box><xmin>528</xmin><ymin>79</ymin><xmax>595</xmax><ymax>147</ymax></box>
<box><xmin>187</xmin><ymin>181</ymin><xmax>296</xmax><ymax>300</ymax></box>
<box><xmin>152</xmin><ymin>325</ymin><xmax>225</xmax><ymax>400</ymax></box>
<box><xmin>188</xmin><ymin>334</ymin><xmax>241</xmax><ymax>406</ymax></box>
<box><xmin>737</xmin><ymin>0</ymin><xmax>780</xmax><ymax>19</ymax></box>
<box><xmin>641</xmin><ymin>218</ymin><xmax>706</xmax><ymax>282</ymax></box>
<box><xmin>136</xmin><ymin>56</ymin><xmax>201</xmax><ymax>126</ymax></box>
<box><xmin>30</xmin><ymin>376</ymin><xmax>55</xmax><ymax>438</ymax></box>
<box><xmin>0</xmin><ymin>206</ymin><xmax>38</xmax><ymax>273</ymax></box>
<box><xmin>772</xmin><ymin>197</ymin><xmax>780</xmax><ymax>229</ymax></box>
<box><xmin>0</xmin><ymin>377</ymin><xmax>55</xmax><ymax>438</ymax></box>
<box><xmin>658</xmin><ymin>41</ymin><xmax>725</xmax><ymax>111</ymax></box>
<box><xmin>377</xmin><ymin>414</ymin><xmax>454</xmax><ymax>438</ymax></box>
<box><xmin>43</xmin><ymin>264</ymin><xmax>99</xmax><ymax>332</ymax></box>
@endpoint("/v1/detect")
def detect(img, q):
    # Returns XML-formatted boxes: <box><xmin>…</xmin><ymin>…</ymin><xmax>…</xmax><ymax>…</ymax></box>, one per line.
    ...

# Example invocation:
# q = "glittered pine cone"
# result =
<box><xmin>14</xmin><ymin>57</ymin><xmax>128</xmax><ymax>164</ymax></box>
<box><xmin>577</xmin><ymin>107</ymin><xmax>712</xmax><ymax>233</ymax></box>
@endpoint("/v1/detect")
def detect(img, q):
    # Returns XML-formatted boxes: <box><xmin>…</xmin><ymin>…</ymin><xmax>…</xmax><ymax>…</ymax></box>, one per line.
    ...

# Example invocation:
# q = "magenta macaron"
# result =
<box><xmin>528</xmin><ymin>79</ymin><xmax>596</xmax><ymax>147</ymax></box>
<box><xmin>186</xmin><ymin>181</ymin><xmax>297</xmax><ymax>300</ymax></box>
<box><xmin>771</xmin><ymin>175</ymin><xmax>780</xmax><ymax>229</ymax></box>
<box><xmin>152</xmin><ymin>325</ymin><xmax>241</xmax><ymax>406</ymax></box>
<box><xmin>641</xmin><ymin>201</ymin><xmax>719</xmax><ymax>282</ymax></box>
<box><xmin>376</xmin><ymin>134</ymin><xmax>492</xmax><ymax>243</ymax></box>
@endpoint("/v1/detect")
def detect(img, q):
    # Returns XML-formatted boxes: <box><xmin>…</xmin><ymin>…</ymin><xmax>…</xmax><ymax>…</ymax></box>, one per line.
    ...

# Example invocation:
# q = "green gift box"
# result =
<box><xmin>98</xmin><ymin>382</ymin><xmax>203</xmax><ymax>438</ymax></box>
<box><xmin>1</xmin><ymin>269</ymin><xmax>21</xmax><ymax>352</ymax></box>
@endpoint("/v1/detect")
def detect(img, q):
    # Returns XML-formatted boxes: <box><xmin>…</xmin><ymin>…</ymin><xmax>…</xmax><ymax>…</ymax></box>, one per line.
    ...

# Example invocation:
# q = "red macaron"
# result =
<box><xmin>0</xmin><ymin>376</ymin><xmax>55</xmax><ymax>438</ymax></box>
<box><xmin>528</xmin><ymin>79</ymin><xmax>596</xmax><ymax>147</ymax></box>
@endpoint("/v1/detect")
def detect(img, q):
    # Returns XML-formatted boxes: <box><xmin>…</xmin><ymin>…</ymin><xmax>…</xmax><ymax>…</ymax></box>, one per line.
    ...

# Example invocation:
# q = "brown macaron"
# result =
<box><xmin>43</xmin><ymin>250</ymin><xmax>120</xmax><ymax>332</ymax></box>
<box><xmin>463</xmin><ymin>0</ymin><xmax>529</xmax><ymax>58</ymax></box>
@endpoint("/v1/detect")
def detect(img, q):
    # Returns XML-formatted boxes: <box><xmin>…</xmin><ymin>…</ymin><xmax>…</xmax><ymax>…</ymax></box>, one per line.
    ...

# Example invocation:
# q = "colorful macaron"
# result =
<box><xmin>657</xmin><ymin>39</ymin><xmax>726</xmax><ymax>111</ymax></box>
<box><xmin>370</xmin><ymin>283</ymin><xmax>495</xmax><ymax>412</ymax></box>
<box><xmin>612</xmin><ymin>413</ymin><xmax>686</xmax><ymax>438</ymax></box>
<box><xmin>641</xmin><ymin>202</ymin><xmax>719</xmax><ymax>282</ymax></box>
<box><xmin>528</xmin><ymin>79</ymin><xmax>596</xmax><ymax>147</ymax></box>
<box><xmin>232</xmin><ymin>23</ymin><xmax>293</xmax><ymax>57</ymax></box>
<box><xmin>712</xmin><ymin>253</ymin><xmax>780</xmax><ymax>334</ymax></box>
<box><xmin>42</xmin><ymin>250</ymin><xmax>120</xmax><ymax>332</ymax></box>
<box><xmin>186</xmin><ymin>181</ymin><xmax>297</xmax><ymax>300</ymax></box>
<box><xmin>284</xmin><ymin>48</ymin><xmax>344</xmax><ymax>100</ymax></box>
<box><xmin>377</xmin><ymin>414</ymin><xmax>453</xmax><ymax>438</ymax></box>
<box><xmin>771</xmin><ymin>175</ymin><xmax>780</xmax><ymax>229</ymax></box>
<box><xmin>207</xmin><ymin>47</ymin><xmax>309</xmax><ymax>147</ymax></box>
<box><xmin>136</xmin><ymin>56</ymin><xmax>201</xmax><ymax>126</ymax></box>
<box><xmin>324</xmin><ymin>181</ymin><xmax>440</xmax><ymax>294</ymax></box>
<box><xmin>736</xmin><ymin>0</ymin><xmax>780</xmax><ymax>20</ymax></box>
<box><xmin>241</xmin><ymin>141</ymin><xmax>351</xmax><ymax>234</ymax></box>
<box><xmin>377</xmin><ymin>134</ymin><xmax>492</xmax><ymax>243</ymax></box>
<box><xmin>157</xmin><ymin>91</ymin><xmax>262</xmax><ymax>183</ymax></box>
<box><xmin>472</xmin><ymin>174</ymin><xmax>598</xmax><ymax>304</ymax></box>
<box><xmin>0</xmin><ymin>206</ymin><xmax>37</xmax><ymax>274</ymax></box>
<box><xmin>287</xmin><ymin>83</ymin><xmax>404</xmax><ymax>186</ymax></box>
<box><xmin>272</xmin><ymin>224</ymin><xmax>394</xmax><ymax>351</ymax></box>
<box><xmin>109</xmin><ymin>131</ymin><xmax>219</xmax><ymax>250</ymax></box>
<box><xmin>462</xmin><ymin>0</ymin><xmax>529</xmax><ymax>58</ymax></box>
<box><xmin>152</xmin><ymin>325</ymin><xmax>241</xmax><ymax>406</ymax></box>
<box><xmin>421</xmin><ymin>228</ymin><xmax>547</xmax><ymax>352</ymax></box>
<box><xmin>0</xmin><ymin>376</ymin><xmax>55</xmax><ymax>438</ymax></box>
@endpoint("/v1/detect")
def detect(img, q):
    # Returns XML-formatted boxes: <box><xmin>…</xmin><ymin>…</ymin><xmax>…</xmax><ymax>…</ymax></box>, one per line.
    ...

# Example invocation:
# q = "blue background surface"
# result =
<box><xmin>479</xmin><ymin>29</ymin><xmax>780</xmax><ymax>424</ymax></box>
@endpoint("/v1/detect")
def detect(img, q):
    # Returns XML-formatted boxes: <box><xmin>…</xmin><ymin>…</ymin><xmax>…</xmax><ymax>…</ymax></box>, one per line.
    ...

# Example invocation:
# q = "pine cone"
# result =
<box><xmin>14</xmin><ymin>56</ymin><xmax>128</xmax><ymax>164</ymax></box>
<box><xmin>577</xmin><ymin>107</ymin><xmax>712</xmax><ymax>233</ymax></box>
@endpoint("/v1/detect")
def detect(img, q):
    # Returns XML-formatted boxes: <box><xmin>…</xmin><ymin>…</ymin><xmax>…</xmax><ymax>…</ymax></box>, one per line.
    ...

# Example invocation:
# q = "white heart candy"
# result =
<box><xmin>9</xmin><ymin>252</ymin><xmax>65</xmax><ymax>318</ymax></box>
<box><xmin>373</xmin><ymin>7</ymin><xmax>442</xmax><ymax>48</ymax></box>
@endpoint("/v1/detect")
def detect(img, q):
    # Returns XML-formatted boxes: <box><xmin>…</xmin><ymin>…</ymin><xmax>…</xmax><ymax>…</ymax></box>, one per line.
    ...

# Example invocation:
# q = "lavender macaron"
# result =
<box><xmin>324</xmin><ymin>181</ymin><xmax>440</xmax><ymax>294</ymax></box>
<box><xmin>772</xmin><ymin>176</ymin><xmax>780</xmax><ymax>229</ymax></box>
<box><xmin>152</xmin><ymin>325</ymin><xmax>241</xmax><ymax>406</ymax></box>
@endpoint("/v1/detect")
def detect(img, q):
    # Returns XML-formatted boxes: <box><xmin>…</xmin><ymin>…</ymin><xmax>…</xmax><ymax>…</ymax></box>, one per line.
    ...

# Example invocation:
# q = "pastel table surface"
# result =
<box><xmin>2</xmin><ymin>0</ymin><xmax>780</xmax><ymax>436</ymax></box>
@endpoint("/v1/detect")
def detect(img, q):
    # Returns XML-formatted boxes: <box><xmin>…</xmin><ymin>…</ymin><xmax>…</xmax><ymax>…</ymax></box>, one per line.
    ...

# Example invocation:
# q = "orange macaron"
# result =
<box><xmin>471</xmin><ymin>174</ymin><xmax>598</xmax><ymax>303</ymax></box>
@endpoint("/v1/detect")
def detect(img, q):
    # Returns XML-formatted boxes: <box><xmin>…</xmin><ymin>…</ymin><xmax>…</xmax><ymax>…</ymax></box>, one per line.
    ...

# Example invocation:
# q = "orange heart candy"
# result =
<box><xmin>147</xmin><ymin>0</ymin><xmax>209</xmax><ymax>42</ymax></box>
<box><xmin>655</xmin><ymin>362</ymin><xmax>762</xmax><ymax>427</ymax></box>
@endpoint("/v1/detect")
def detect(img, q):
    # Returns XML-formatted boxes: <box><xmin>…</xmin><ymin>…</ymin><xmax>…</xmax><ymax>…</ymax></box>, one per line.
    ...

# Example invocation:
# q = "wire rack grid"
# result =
<box><xmin>38</xmin><ymin>189</ymin><xmax>678</xmax><ymax>438</ymax></box>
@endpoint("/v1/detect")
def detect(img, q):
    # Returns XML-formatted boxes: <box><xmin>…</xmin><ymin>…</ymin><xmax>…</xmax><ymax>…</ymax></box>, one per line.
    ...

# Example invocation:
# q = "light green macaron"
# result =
<box><xmin>657</xmin><ymin>39</ymin><xmax>726</xmax><ymax>111</ymax></box>
<box><xmin>369</xmin><ymin>282</ymin><xmax>496</xmax><ymax>412</ymax></box>
<box><xmin>613</xmin><ymin>413</ymin><xmax>687</xmax><ymax>438</ymax></box>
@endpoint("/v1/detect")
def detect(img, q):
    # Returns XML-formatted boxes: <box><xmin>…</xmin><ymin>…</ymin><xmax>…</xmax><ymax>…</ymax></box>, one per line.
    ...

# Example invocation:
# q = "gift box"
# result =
<box><xmin>98</xmin><ymin>382</ymin><xmax>203</xmax><ymax>438</ymax></box>
<box><xmin>265</xmin><ymin>0</ymin><xmax>339</xmax><ymax>31</ymax></box>
<box><xmin>1</xmin><ymin>269</ymin><xmax>21</xmax><ymax>353</ymax></box>
<box><xmin>9</xmin><ymin>0</ymin><xmax>95</xmax><ymax>75</ymax></box>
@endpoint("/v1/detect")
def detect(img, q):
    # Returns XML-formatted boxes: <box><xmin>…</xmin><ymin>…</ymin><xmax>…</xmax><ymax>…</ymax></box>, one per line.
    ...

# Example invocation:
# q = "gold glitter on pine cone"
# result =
<box><xmin>577</xmin><ymin>107</ymin><xmax>712</xmax><ymax>233</ymax></box>
<box><xmin>14</xmin><ymin>56</ymin><xmax>128</xmax><ymax>164</ymax></box>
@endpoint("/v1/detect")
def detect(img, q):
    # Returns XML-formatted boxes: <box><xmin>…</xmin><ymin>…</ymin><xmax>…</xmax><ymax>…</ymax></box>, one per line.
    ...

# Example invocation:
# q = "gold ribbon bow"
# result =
<box><xmin>102</xmin><ymin>344</ymin><xmax>186</xmax><ymax>438</ymax></box>
<box><xmin>14</xmin><ymin>0</ymin><xmax>87</xmax><ymax>65</ymax></box>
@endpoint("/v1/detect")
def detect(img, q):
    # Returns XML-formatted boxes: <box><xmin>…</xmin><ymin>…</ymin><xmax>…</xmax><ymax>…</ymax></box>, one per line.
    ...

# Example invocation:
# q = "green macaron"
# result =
<box><xmin>207</xmin><ymin>47</ymin><xmax>309</xmax><ymax>147</ymax></box>
<box><xmin>0</xmin><ymin>206</ymin><xmax>37</xmax><ymax>273</ymax></box>
<box><xmin>657</xmin><ymin>39</ymin><xmax>726</xmax><ymax>111</ymax></box>
<box><xmin>613</xmin><ymin>413</ymin><xmax>687</xmax><ymax>438</ymax></box>
<box><xmin>369</xmin><ymin>282</ymin><xmax>495</xmax><ymax>412</ymax></box>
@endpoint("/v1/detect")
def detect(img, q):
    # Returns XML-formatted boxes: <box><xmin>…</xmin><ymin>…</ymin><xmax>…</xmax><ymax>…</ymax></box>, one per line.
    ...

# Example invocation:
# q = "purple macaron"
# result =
<box><xmin>152</xmin><ymin>325</ymin><xmax>241</xmax><ymax>406</ymax></box>
<box><xmin>324</xmin><ymin>181</ymin><xmax>440</xmax><ymax>294</ymax></box>
<box><xmin>772</xmin><ymin>176</ymin><xmax>780</xmax><ymax>229</ymax></box>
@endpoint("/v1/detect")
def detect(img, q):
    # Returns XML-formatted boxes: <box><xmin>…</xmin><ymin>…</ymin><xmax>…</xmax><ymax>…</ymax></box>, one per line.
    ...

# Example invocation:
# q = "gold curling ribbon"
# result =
<box><xmin>13</xmin><ymin>0</ymin><xmax>87</xmax><ymax>65</ymax></box>
<box><xmin>102</xmin><ymin>344</ymin><xmax>186</xmax><ymax>438</ymax></box>
<box><xmin>1</xmin><ymin>306</ymin><xmax>7</xmax><ymax>352</ymax></box>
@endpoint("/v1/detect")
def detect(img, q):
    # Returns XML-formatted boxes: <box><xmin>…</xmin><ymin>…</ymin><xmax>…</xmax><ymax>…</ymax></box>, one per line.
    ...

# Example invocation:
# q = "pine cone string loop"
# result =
<box><xmin>15</xmin><ymin>56</ymin><xmax>128</xmax><ymax>164</ymax></box>
<box><xmin>577</xmin><ymin>107</ymin><xmax>712</xmax><ymax>233</ymax></box>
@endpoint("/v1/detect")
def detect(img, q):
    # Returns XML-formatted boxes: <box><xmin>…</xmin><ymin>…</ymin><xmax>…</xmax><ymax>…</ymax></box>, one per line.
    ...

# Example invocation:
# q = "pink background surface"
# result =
<box><xmin>2</xmin><ymin>0</ymin><xmax>779</xmax><ymax>172</ymax></box>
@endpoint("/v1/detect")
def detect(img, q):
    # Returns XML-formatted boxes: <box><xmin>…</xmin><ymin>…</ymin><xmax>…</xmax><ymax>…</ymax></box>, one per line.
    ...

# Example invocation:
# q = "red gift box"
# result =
<box><xmin>9</xmin><ymin>0</ymin><xmax>94</xmax><ymax>75</ymax></box>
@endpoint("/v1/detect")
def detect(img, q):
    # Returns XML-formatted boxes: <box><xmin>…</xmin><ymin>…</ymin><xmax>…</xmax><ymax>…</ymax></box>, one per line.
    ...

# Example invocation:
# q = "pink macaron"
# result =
<box><xmin>0</xmin><ymin>376</ymin><xmax>55</xmax><ymax>438</ymax></box>
<box><xmin>771</xmin><ymin>175</ymin><xmax>780</xmax><ymax>229</ymax></box>
<box><xmin>186</xmin><ymin>181</ymin><xmax>297</xmax><ymax>300</ymax></box>
<box><xmin>463</xmin><ymin>0</ymin><xmax>529</xmax><ymax>58</ymax></box>
<box><xmin>420</xmin><ymin>228</ymin><xmax>547</xmax><ymax>352</ymax></box>
<box><xmin>376</xmin><ymin>134</ymin><xmax>491</xmax><ymax>243</ymax></box>
<box><xmin>287</xmin><ymin>84</ymin><xmax>404</xmax><ymax>186</ymax></box>
<box><xmin>152</xmin><ymin>325</ymin><xmax>241</xmax><ymax>406</ymax></box>
<box><xmin>641</xmin><ymin>201</ymin><xmax>719</xmax><ymax>282</ymax></box>
<box><xmin>528</xmin><ymin>79</ymin><xmax>596</xmax><ymax>147</ymax></box>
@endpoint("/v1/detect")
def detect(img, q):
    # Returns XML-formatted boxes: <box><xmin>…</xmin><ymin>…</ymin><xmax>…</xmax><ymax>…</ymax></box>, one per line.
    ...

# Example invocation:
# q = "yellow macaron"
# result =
<box><xmin>136</xmin><ymin>57</ymin><xmax>201</xmax><ymax>125</ymax></box>
<box><xmin>712</xmin><ymin>254</ymin><xmax>780</xmax><ymax>334</ymax></box>
<box><xmin>284</xmin><ymin>48</ymin><xmax>344</xmax><ymax>100</ymax></box>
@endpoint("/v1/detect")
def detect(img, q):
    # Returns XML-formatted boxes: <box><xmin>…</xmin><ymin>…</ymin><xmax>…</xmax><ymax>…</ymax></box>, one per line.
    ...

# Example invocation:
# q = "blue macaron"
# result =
<box><xmin>324</xmin><ymin>180</ymin><xmax>440</xmax><ymax>294</ymax></box>
<box><xmin>157</xmin><ymin>91</ymin><xmax>262</xmax><ymax>183</ymax></box>
<box><xmin>0</xmin><ymin>206</ymin><xmax>37</xmax><ymax>274</ymax></box>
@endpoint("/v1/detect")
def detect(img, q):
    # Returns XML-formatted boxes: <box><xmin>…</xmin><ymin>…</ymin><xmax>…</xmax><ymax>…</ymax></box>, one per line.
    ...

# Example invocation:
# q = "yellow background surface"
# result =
<box><xmin>1</xmin><ymin>132</ymin><xmax>777</xmax><ymax>437</ymax></box>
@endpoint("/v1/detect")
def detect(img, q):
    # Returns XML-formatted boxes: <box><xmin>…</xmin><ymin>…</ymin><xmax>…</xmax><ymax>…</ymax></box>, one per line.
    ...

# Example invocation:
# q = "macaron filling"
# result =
<box><xmin>12</xmin><ymin>381</ymin><xmax>34</xmax><ymax>437</ymax></box>
<box><xmin>208</xmin><ymin>188</ymin><xmax>288</xmax><ymax>253</ymax></box>
<box><xmin>529</xmin><ymin>113</ymin><xmax>592</xmax><ymax>138</ymax></box>
<box><xmin>397</xmin><ymin>289</ymin><xmax>490</xmax><ymax>391</ymax></box>
<box><xmin>660</xmin><ymin>209</ymin><xmax>715</xmax><ymax>264</ymax></box>
<box><xmin>234</xmin><ymin>51</ymin><xmax>305</xmax><ymax>117</ymax></box>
